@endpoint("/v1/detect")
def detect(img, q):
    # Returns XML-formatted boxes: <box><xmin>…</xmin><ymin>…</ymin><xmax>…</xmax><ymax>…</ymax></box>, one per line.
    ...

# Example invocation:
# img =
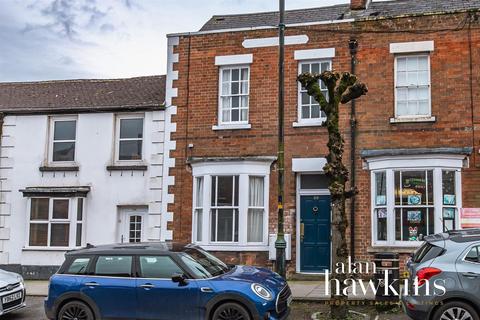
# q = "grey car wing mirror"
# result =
<box><xmin>172</xmin><ymin>273</ymin><xmax>188</xmax><ymax>286</ymax></box>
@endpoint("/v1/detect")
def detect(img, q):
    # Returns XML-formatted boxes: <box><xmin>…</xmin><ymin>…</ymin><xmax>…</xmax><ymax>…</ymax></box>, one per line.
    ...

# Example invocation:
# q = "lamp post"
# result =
<box><xmin>275</xmin><ymin>0</ymin><xmax>286</xmax><ymax>278</ymax></box>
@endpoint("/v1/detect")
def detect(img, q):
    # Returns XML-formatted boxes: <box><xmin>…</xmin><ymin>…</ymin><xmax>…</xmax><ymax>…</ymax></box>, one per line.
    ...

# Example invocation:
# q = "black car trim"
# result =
<box><xmin>50</xmin><ymin>292</ymin><xmax>102</xmax><ymax>320</ymax></box>
<box><xmin>205</xmin><ymin>293</ymin><xmax>261</xmax><ymax>320</ymax></box>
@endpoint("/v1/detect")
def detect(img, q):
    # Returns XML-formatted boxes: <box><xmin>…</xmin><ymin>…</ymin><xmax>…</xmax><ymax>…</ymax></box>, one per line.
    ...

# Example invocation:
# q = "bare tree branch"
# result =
<box><xmin>340</xmin><ymin>82</ymin><xmax>368</xmax><ymax>104</ymax></box>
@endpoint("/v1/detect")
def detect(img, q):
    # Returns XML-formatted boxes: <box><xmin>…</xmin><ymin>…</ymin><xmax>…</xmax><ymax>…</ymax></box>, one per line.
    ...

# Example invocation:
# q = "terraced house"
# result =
<box><xmin>0</xmin><ymin>76</ymin><xmax>166</xmax><ymax>278</ymax></box>
<box><xmin>163</xmin><ymin>0</ymin><xmax>480</xmax><ymax>275</ymax></box>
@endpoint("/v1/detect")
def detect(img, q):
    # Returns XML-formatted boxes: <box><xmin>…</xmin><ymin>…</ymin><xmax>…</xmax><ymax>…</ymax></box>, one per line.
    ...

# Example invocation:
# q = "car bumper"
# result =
<box><xmin>0</xmin><ymin>288</ymin><xmax>27</xmax><ymax>316</ymax></box>
<box><xmin>401</xmin><ymin>295</ymin><xmax>430</xmax><ymax>320</ymax></box>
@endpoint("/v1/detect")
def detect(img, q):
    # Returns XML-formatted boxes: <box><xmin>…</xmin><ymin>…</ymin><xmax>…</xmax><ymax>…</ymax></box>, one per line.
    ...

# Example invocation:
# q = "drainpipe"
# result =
<box><xmin>349</xmin><ymin>39</ymin><xmax>358</xmax><ymax>259</ymax></box>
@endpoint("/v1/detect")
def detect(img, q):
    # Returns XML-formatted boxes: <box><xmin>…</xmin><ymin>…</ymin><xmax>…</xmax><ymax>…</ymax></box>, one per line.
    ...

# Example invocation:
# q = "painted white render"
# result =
<box><xmin>0</xmin><ymin>110</ymin><xmax>165</xmax><ymax>268</ymax></box>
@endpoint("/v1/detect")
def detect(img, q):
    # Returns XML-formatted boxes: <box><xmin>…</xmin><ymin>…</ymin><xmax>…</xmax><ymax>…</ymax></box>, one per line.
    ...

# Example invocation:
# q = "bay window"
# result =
<box><xmin>191</xmin><ymin>159</ymin><xmax>272</xmax><ymax>250</ymax></box>
<box><xmin>372</xmin><ymin>167</ymin><xmax>461</xmax><ymax>246</ymax></box>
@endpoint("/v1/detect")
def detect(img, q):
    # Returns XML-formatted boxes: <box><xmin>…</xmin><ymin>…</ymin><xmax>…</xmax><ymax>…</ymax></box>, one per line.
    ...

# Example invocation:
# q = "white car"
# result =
<box><xmin>0</xmin><ymin>269</ymin><xmax>25</xmax><ymax>315</ymax></box>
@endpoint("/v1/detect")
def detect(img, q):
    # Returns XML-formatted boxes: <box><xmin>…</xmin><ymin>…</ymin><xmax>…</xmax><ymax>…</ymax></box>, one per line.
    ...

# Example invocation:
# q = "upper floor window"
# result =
<box><xmin>219</xmin><ymin>66</ymin><xmax>249</xmax><ymax>124</ymax></box>
<box><xmin>50</xmin><ymin>117</ymin><xmax>76</xmax><ymax>162</ymax></box>
<box><xmin>296</xmin><ymin>60</ymin><xmax>330</xmax><ymax>126</ymax></box>
<box><xmin>116</xmin><ymin>115</ymin><xmax>144</xmax><ymax>161</ymax></box>
<box><xmin>395</xmin><ymin>55</ymin><xmax>431</xmax><ymax>118</ymax></box>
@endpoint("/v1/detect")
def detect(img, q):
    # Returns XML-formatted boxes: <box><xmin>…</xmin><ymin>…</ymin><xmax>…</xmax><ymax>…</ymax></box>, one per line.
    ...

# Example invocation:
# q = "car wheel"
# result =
<box><xmin>433</xmin><ymin>301</ymin><xmax>479</xmax><ymax>320</ymax></box>
<box><xmin>57</xmin><ymin>301</ymin><xmax>95</xmax><ymax>320</ymax></box>
<box><xmin>212</xmin><ymin>302</ymin><xmax>251</xmax><ymax>320</ymax></box>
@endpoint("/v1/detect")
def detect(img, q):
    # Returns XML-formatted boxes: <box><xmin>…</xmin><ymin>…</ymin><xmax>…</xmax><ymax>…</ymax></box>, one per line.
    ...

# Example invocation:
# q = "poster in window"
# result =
<box><xmin>407</xmin><ymin>194</ymin><xmax>422</xmax><ymax>205</ymax></box>
<box><xmin>443</xmin><ymin>207</ymin><xmax>455</xmax><ymax>219</ymax></box>
<box><xmin>408</xmin><ymin>226</ymin><xmax>418</xmax><ymax>241</ymax></box>
<box><xmin>376</xmin><ymin>195</ymin><xmax>386</xmax><ymax>206</ymax></box>
<box><xmin>407</xmin><ymin>210</ymin><xmax>422</xmax><ymax>223</ymax></box>
<box><xmin>377</xmin><ymin>208</ymin><xmax>387</xmax><ymax>219</ymax></box>
<box><xmin>443</xmin><ymin>195</ymin><xmax>455</xmax><ymax>205</ymax></box>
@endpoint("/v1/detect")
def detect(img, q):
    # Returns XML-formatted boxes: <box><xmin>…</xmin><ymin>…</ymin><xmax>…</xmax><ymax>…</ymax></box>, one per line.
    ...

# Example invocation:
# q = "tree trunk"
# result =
<box><xmin>297</xmin><ymin>71</ymin><xmax>367</xmax><ymax>319</ymax></box>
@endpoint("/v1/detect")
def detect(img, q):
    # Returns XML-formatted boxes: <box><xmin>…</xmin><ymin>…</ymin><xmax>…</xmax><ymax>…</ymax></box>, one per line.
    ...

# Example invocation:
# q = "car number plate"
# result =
<box><xmin>287</xmin><ymin>295</ymin><xmax>293</xmax><ymax>306</ymax></box>
<box><xmin>2</xmin><ymin>291</ymin><xmax>22</xmax><ymax>304</ymax></box>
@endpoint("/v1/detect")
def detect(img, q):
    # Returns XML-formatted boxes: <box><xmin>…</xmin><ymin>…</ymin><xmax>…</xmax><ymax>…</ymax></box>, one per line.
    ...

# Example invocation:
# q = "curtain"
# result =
<box><xmin>248</xmin><ymin>177</ymin><xmax>264</xmax><ymax>242</ymax></box>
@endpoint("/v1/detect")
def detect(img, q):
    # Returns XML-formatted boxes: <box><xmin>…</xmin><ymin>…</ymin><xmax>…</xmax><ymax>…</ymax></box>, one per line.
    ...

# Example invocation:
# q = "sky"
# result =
<box><xmin>0</xmin><ymin>0</ymin><xmax>351</xmax><ymax>82</ymax></box>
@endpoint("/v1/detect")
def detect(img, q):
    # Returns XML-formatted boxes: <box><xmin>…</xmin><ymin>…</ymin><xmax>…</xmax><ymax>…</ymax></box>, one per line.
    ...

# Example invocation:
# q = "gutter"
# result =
<box><xmin>167</xmin><ymin>19</ymin><xmax>355</xmax><ymax>37</ymax></box>
<box><xmin>0</xmin><ymin>104</ymin><xmax>164</xmax><ymax>116</ymax></box>
<box><xmin>349</xmin><ymin>39</ymin><xmax>358</xmax><ymax>260</ymax></box>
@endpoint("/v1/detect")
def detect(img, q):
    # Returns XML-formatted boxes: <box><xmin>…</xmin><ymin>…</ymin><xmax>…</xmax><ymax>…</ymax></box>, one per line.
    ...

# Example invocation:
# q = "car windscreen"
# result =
<box><xmin>179</xmin><ymin>248</ymin><xmax>230</xmax><ymax>279</ymax></box>
<box><xmin>412</xmin><ymin>241</ymin><xmax>444</xmax><ymax>264</ymax></box>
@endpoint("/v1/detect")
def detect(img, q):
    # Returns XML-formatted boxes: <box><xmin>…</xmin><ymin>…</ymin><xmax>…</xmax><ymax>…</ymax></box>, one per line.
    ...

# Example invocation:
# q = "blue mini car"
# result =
<box><xmin>44</xmin><ymin>243</ymin><xmax>291</xmax><ymax>320</ymax></box>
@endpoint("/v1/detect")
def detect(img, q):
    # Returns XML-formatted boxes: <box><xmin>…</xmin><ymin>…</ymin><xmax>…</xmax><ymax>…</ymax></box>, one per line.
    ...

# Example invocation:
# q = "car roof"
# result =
<box><xmin>425</xmin><ymin>229</ymin><xmax>480</xmax><ymax>244</ymax></box>
<box><xmin>66</xmin><ymin>242</ymin><xmax>196</xmax><ymax>256</ymax></box>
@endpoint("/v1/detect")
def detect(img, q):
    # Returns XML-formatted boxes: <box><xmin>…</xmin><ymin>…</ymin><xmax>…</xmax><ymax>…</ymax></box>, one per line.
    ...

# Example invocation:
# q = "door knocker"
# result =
<box><xmin>312</xmin><ymin>206</ymin><xmax>319</xmax><ymax>214</ymax></box>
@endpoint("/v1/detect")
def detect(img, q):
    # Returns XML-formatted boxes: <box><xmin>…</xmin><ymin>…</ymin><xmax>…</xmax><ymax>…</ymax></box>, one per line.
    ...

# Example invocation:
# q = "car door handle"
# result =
<box><xmin>462</xmin><ymin>272</ymin><xmax>480</xmax><ymax>278</ymax></box>
<box><xmin>200</xmin><ymin>287</ymin><xmax>213</xmax><ymax>293</ymax></box>
<box><xmin>140</xmin><ymin>283</ymin><xmax>155</xmax><ymax>289</ymax></box>
<box><xmin>84</xmin><ymin>282</ymin><xmax>99</xmax><ymax>287</ymax></box>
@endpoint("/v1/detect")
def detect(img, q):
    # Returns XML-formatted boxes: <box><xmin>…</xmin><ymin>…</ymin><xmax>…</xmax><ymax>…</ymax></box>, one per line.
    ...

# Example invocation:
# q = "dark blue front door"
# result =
<box><xmin>300</xmin><ymin>195</ymin><xmax>331</xmax><ymax>272</ymax></box>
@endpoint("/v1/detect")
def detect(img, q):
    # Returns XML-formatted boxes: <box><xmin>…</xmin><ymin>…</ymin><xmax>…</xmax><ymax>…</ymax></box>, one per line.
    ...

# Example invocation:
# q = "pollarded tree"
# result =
<box><xmin>297</xmin><ymin>71</ymin><xmax>367</xmax><ymax>319</ymax></box>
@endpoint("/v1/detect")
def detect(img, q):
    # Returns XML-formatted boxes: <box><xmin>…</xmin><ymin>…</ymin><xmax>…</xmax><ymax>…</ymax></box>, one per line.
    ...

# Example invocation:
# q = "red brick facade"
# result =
<box><xmin>165</xmin><ymin>9</ymin><xmax>480</xmax><ymax>276</ymax></box>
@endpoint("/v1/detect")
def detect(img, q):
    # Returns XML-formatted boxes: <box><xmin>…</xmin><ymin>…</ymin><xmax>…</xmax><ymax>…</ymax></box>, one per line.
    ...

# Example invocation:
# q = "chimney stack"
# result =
<box><xmin>350</xmin><ymin>0</ymin><xmax>370</xmax><ymax>10</ymax></box>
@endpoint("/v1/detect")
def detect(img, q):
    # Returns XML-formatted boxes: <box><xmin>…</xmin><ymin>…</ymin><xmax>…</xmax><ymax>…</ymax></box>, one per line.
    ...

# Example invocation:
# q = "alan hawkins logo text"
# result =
<box><xmin>324</xmin><ymin>257</ymin><xmax>446</xmax><ymax>297</ymax></box>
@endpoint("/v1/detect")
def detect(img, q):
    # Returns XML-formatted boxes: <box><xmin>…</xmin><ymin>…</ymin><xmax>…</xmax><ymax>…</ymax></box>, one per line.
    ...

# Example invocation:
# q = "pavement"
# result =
<box><xmin>289</xmin><ymin>280</ymin><xmax>376</xmax><ymax>300</ymax></box>
<box><xmin>24</xmin><ymin>281</ymin><xmax>48</xmax><ymax>296</ymax></box>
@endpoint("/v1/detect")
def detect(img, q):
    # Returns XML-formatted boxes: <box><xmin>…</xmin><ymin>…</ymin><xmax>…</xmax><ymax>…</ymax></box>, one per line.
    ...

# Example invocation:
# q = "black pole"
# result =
<box><xmin>349</xmin><ymin>39</ymin><xmax>358</xmax><ymax>259</ymax></box>
<box><xmin>275</xmin><ymin>0</ymin><xmax>286</xmax><ymax>278</ymax></box>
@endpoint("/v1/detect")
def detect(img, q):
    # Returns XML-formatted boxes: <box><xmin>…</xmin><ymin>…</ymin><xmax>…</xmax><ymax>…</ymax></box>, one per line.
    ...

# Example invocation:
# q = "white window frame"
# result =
<box><xmin>48</xmin><ymin>116</ymin><xmax>78</xmax><ymax>164</ymax></box>
<box><xmin>210</xmin><ymin>175</ymin><xmax>240</xmax><ymax>244</ymax></box>
<box><xmin>216</xmin><ymin>65</ymin><xmax>250</xmax><ymax>128</ymax></box>
<box><xmin>294</xmin><ymin>60</ymin><xmax>331</xmax><ymax>127</ymax></box>
<box><xmin>25</xmin><ymin>197</ymin><xmax>86</xmax><ymax>250</ymax></box>
<box><xmin>191</xmin><ymin>160</ymin><xmax>271</xmax><ymax>251</ymax></box>
<box><xmin>115</xmin><ymin>113</ymin><xmax>145</xmax><ymax>163</ymax></box>
<box><xmin>393</xmin><ymin>54</ymin><xmax>432</xmax><ymax>120</ymax></box>
<box><xmin>369</xmin><ymin>157</ymin><xmax>463</xmax><ymax>247</ymax></box>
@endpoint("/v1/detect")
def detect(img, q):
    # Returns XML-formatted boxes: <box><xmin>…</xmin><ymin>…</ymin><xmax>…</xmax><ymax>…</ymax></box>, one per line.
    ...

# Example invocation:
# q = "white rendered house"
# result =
<box><xmin>0</xmin><ymin>76</ymin><xmax>166</xmax><ymax>278</ymax></box>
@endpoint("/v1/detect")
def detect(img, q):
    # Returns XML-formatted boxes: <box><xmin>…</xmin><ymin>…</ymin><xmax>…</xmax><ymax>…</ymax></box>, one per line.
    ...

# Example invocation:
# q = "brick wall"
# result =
<box><xmin>167</xmin><ymin>12</ymin><xmax>480</xmax><ymax>275</ymax></box>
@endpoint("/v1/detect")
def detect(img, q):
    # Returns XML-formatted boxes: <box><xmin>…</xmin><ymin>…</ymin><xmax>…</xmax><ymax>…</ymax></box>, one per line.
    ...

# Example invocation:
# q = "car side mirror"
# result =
<box><xmin>172</xmin><ymin>273</ymin><xmax>188</xmax><ymax>286</ymax></box>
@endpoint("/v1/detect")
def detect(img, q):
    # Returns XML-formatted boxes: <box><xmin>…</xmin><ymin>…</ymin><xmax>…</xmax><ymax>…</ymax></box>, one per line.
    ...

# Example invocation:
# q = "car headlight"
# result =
<box><xmin>16</xmin><ymin>275</ymin><xmax>24</xmax><ymax>286</ymax></box>
<box><xmin>251</xmin><ymin>283</ymin><xmax>273</xmax><ymax>301</ymax></box>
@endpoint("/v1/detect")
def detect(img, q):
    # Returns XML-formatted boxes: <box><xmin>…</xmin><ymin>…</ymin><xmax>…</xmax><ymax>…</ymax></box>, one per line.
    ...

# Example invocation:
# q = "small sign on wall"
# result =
<box><xmin>460</xmin><ymin>208</ymin><xmax>480</xmax><ymax>228</ymax></box>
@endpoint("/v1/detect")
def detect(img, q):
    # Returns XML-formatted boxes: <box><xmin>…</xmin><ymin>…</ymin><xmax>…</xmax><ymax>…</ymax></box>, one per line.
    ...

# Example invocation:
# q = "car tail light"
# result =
<box><xmin>416</xmin><ymin>267</ymin><xmax>442</xmax><ymax>286</ymax></box>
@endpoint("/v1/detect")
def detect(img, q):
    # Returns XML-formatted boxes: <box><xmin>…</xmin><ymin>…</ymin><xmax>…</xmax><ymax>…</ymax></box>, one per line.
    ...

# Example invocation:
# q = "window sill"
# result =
<box><xmin>292</xmin><ymin>121</ymin><xmax>326</xmax><ymax>128</ymax></box>
<box><xmin>196</xmin><ymin>244</ymin><xmax>269</xmax><ymax>252</ymax></box>
<box><xmin>367</xmin><ymin>246</ymin><xmax>418</xmax><ymax>254</ymax></box>
<box><xmin>39</xmin><ymin>165</ymin><xmax>79</xmax><ymax>172</ymax></box>
<box><xmin>389</xmin><ymin>116</ymin><xmax>436</xmax><ymax>124</ymax></box>
<box><xmin>212</xmin><ymin>124</ymin><xmax>252</xmax><ymax>131</ymax></box>
<box><xmin>106</xmin><ymin>165</ymin><xmax>148</xmax><ymax>171</ymax></box>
